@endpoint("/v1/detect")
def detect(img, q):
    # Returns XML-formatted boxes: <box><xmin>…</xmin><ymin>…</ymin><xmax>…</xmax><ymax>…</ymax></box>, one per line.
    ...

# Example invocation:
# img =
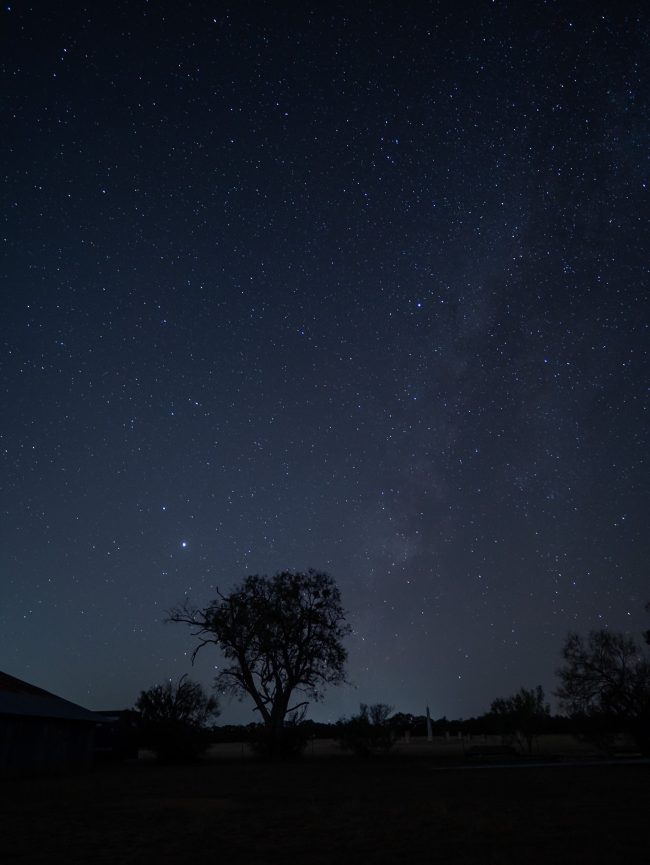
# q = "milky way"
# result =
<box><xmin>2</xmin><ymin>1</ymin><xmax>648</xmax><ymax>721</ymax></box>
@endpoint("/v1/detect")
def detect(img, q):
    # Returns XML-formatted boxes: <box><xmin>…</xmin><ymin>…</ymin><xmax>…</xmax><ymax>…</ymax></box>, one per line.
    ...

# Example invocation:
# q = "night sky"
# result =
<box><xmin>2</xmin><ymin>1</ymin><xmax>648</xmax><ymax>723</ymax></box>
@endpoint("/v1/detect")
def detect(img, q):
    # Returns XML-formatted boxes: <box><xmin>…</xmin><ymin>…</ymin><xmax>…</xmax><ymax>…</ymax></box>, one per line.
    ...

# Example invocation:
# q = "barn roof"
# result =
<box><xmin>0</xmin><ymin>671</ymin><xmax>99</xmax><ymax>723</ymax></box>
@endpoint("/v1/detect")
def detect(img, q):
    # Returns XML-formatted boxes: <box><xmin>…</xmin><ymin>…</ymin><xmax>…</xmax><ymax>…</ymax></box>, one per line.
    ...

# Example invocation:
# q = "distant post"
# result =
<box><xmin>426</xmin><ymin>705</ymin><xmax>433</xmax><ymax>742</ymax></box>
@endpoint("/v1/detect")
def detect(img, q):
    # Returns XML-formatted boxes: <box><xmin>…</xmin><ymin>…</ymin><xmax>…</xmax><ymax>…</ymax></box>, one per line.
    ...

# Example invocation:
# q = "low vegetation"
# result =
<box><xmin>136</xmin><ymin>676</ymin><xmax>219</xmax><ymax>761</ymax></box>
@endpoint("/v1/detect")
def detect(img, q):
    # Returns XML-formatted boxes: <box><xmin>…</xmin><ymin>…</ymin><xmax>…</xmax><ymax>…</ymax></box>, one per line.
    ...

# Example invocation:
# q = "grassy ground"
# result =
<box><xmin>1</xmin><ymin>755</ymin><xmax>648</xmax><ymax>864</ymax></box>
<box><xmin>204</xmin><ymin>733</ymin><xmax>616</xmax><ymax>760</ymax></box>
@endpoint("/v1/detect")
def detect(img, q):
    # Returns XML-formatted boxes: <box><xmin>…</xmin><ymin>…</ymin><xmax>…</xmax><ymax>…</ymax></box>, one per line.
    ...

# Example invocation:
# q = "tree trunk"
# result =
<box><xmin>262</xmin><ymin>692</ymin><xmax>291</xmax><ymax>757</ymax></box>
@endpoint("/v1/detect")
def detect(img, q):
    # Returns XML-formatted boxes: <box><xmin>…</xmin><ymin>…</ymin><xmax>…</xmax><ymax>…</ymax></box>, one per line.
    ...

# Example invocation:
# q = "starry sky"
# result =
<box><xmin>2</xmin><ymin>1</ymin><xmax>648</xmax><ymax>723</ymax></box>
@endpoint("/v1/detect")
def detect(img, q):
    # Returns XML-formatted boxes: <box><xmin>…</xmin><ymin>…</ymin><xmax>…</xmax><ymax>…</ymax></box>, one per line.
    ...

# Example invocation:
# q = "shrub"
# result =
<box><xmin>136</xmin><ymin>676</ymin><xmax>219</xmax><ymax>762</ymax></box>
<box><xmin>338</xmin><ymin>703</ymin><xmax>397</xmax><ymax>757</ymax></box>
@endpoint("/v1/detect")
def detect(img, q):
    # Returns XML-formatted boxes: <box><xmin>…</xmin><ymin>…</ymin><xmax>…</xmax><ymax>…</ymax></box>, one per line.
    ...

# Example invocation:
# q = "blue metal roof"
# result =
<box><xmin>0</xmin><ymin>671</ymin><xmax>99</xmax><ymax>723</ymax></box>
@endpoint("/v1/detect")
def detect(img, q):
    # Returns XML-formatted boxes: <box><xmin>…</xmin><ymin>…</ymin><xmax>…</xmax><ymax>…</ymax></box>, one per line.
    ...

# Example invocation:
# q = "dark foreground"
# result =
<box><xmin>1</xmin><ymin>758</ymin><xmax>648</xmax><ymax>864</ymax></box>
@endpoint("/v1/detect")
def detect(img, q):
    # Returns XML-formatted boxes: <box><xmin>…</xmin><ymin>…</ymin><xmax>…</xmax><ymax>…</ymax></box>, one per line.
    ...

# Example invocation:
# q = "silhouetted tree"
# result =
<box><xmin>169</xmin><ymin>569</ymin><xmax>350</xmax><ymax>756</ymax></box>
<box><xmin>388</xmin><ymin>711</ymin><xmax>416</xmax><ymax>736</ymax></box>
<box><xmin>338</xmin><ymin>702</ymin><xmax>397</xmax><ymax>756</ymax></box>
<box><xmin>136</xmin><ymin>676</ymin><xmax>219</xmax><ymax>761</ymax></box>
<box><xmin>367</xmin><ymin>702</ymin><xmax>393</xmax><ymax>726</ymax></box>
<box><xmin>556</xmin><ymin>629</ymin><xmax>650</xmax><ymax>752</ymax></box>
<box><xmin>489</xmin><ymin>686</ymin><xmax>550</xmax><ymax>753</ymax></box>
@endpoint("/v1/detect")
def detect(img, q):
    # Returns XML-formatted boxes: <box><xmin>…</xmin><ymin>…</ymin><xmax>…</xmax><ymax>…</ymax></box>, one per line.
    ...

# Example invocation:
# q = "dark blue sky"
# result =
<box><xmin>2</xmin><ymin>0</ymin><xmax>648</xmax><ymax>722</ymax></box>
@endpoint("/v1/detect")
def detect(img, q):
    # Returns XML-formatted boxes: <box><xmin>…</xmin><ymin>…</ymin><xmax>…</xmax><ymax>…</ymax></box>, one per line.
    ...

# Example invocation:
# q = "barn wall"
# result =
<box><xmin>0</xmin><ymin>715</ymin><xmax>94</xmax><ymax>775</ymax></box>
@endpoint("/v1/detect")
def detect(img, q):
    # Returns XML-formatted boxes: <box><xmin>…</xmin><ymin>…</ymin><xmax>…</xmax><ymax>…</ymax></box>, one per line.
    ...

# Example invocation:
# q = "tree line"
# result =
<box><xmin>130</xmin><ymin>569</ymin><xmax>649</xmax><ymax>760</ymax></box>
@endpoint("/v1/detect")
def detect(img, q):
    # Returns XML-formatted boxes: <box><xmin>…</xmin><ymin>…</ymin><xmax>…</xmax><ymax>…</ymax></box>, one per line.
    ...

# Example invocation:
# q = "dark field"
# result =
<box><xmin>1</xmin><ymin>757</ymin><xmax>648</xmax><ymax>864</ymax></box>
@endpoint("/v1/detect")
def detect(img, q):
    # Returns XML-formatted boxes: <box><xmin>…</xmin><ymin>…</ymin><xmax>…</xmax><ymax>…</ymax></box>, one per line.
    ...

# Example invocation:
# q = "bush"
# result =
<box><xmin>338</xmin><ymin>703</ymin><xmax>397</xmax><ymax>757</ymax></box>
<box><xmin>135</xmin><ymin>677</ymin><xmax>219</xmax><ymax>762</ymax></box>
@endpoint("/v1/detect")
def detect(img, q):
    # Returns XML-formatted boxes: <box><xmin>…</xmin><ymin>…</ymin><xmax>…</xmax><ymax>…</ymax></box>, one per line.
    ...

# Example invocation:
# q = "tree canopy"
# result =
<box><xmin>489</xmin><ymin>685</ymin><xmax>550</xmax><ymax>753</ymax></box>
<box><xmin>556</xmin><ymin>628</ymin><xmax>650</xmax><ymax>753</ymax></box>
<box><xmin>337</xmin><ymin>702</ymin><xmax>397</xmax><ymax>756</ymax></box>
<box><xmin>136</xmin><ymin>676</ymin><xmax>219</xmax><ymax>726</ymax></box>
<box><xmin>556</xmin><ymin>630</ymin><xmax>650</xmax><ymax>720</ymax></box>
<box><xmin>135</xmin><ymin>676</ymin><xmax>219</xmax><ymax>760</ymax></box>
<box><xmin>168</xmin><ymin>569</ymin><xmax>350</xmax><ymax>742</ymax></box>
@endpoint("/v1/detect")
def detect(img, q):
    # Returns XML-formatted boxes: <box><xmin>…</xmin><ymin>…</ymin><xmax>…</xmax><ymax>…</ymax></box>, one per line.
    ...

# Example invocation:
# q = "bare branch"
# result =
<box><xmin>168</xmin><ymin>570</ymin><xmax>350</xmax><ymax>746</ymax></box>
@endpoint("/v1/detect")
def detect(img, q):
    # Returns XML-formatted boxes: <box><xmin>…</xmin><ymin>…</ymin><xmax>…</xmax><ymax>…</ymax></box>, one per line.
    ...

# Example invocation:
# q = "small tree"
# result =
<box><xmin>489</xmin><ymin>686</ymin><xmax>550</xmax><ymax>754</ymax></box>
<box><xmin>136</xmin><ymin>676</ymin><xmax>219</xmax><ymax>761</ymax></box>
<box><xmin>388</xmin><ymin>711</ymin><xmax>417</xmax><ymax>739</ymax></box>
<box><xmin>556</xmin><ymin>629</ymin><xmax>650</xmax><ymax>753</ymax></box>
<box><xmin>367</xmin><ymin>703</ymin><xmax>394</xmax><ymax>726</ymax></box>
<box><xmin>169</xmin><ymin>569</ymin><xmax>350</xmax><ymax>756</ymax></box>
<box><xmin>338</xmin><ymin>702</ymin><xmax>397</xmax><ymax>756</ymax></box>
